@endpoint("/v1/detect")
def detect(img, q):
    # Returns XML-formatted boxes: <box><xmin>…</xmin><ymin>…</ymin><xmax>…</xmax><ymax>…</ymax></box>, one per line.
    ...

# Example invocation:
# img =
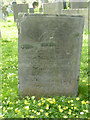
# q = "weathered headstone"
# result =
<box><xmin>12</xmin><ymin>4</ymin><xmax>28</xmax><ymax>22</ymax></box>
<box><xmin>18</xmin><ymin>14</ymin><xmax>84</xmax><ymax>98</ymax></box>
<box><xmin>43</xmin><ymin>2</ymin><xmax>63</xmax><ymax>14</ymax></box>
<box><xmin>61</xmin><ymin>8</ymin><xmax>88</xmax><ymax>29</ymax></box>
<box><xmin>70</xmin><ymin>0</ymin><xmax>88</xmax><ymax>8</ymax></box>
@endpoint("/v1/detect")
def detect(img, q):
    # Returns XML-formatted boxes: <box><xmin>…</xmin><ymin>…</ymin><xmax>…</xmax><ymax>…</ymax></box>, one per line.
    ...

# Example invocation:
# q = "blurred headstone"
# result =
<box><xmin>12</xmin><ymin>4</ymin><xmax>28</xmax><ymax>22</ymax></box>
<box><xmin>61</xmin><ymin>8</ymin><xmax>88</xmax><ymax>29</ymax></box>
<box><xmin>43</xmin><ymin>2</ymin><xmax>64</xmax><ymax>14</ymax></box>
<box><xmin>0</xmin><ymin>2</ymin><xmax>3</xmax><ymax>20</ymax></box>
<box><xmin>70</xmin><ymin>0</ymin><xmax>88</xmax><ymax>8</ymax></box>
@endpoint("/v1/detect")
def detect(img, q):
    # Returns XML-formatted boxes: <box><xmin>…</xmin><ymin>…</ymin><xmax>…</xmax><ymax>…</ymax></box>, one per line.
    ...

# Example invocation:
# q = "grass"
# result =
<box><xmin>0</xmin><ymin>15</ymin><xmax>89</xmax><ymax>118</ymax></box>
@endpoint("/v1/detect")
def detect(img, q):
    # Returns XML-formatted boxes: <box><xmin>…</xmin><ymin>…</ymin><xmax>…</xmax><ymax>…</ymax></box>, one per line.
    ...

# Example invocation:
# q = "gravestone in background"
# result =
<box><xmin>0</xmin><ymin>2</ymin><xmax>3</xmax><ymax>20</ymax></box>
<box><xmin>12</xmin><ymin>4</ymin><xmax>28</xmax><ymax>22</ymax></box>
<box><xmin>42</xmin><ymin>0</ymin><xmax>48</xmax><ymax>3</ymax></box>
<box><xmin>61</xmin><ymin>8</ymin><xmax>88</xmax><ymax>29</ymax></box>
<box><xmin>18</xmin><ymin>14</ymin><xmax>84</xmax><ymax>98</ymax></box>
<box><xmin>70</xmin><ymin>0</ymin><xmax>87</xmax><ymax>8</ymax></box>
<box><xmin>43</xmin><ymin>2</ymin><xmax>63</xmax><ymax>14</ymax></box>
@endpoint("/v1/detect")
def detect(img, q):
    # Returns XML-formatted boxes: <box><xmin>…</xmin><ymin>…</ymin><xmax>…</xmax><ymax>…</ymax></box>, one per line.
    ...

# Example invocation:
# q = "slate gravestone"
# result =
<box><xmin>12</xmin><ymin>4</ymin><xmax>28</xmax><ymax>22</ymax></box>
<box><xmin>18</xmin><ymin>14</ymin><xmax>84</xmax><ymax>98</ymax></box>
<box><xmin>43</xmin><ymin>2</ymin><xmax>63</xmax><ymax>14</ymax></box>
<box><xmin>70</xmin><ymin>0</ymin><xmax>87</xmax><ymax>8</ymax></box>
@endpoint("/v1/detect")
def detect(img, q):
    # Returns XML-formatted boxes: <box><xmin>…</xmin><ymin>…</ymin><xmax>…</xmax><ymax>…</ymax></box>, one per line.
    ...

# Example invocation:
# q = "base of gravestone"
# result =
<box><xmin>18</xmin><ymin>14</ymin><xmax>84</xmax><ymax>98</ymax></box>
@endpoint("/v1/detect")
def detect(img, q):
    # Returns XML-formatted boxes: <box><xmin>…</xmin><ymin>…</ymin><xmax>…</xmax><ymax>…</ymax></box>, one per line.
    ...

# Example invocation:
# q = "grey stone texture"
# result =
<box><xmin>18</xmin><ymin>14</ymin><xmax>84</xmax><ymax>98</ymax></box>
<box><xmin>70</xmin><ymin>0</ymin><xmax>88</xmax><ymax>9</ymax></box>
<box><xmin>61</xmin><ymin>9</ymin><xmax>88</xmax><ymax>29</ymax></box>
<box><xmin>43</xmin><ymin>2</ymin><xmax>63</xmax><ymax>14</ymax></box>
<box><xmin>12</xmin><ymin>4</ymin><xmax>28</xmax><ymax>22</ymax></box>
<box><xmin>0</xmin><ymin>2</ymin><xmax>3</xmax><ymax>20</ymax></box>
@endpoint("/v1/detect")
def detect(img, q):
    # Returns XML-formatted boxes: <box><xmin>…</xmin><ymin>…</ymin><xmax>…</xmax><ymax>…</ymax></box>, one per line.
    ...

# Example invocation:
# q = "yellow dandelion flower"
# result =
<box><xmin>41</xmin><ymin>98</ymin><xmax>43</xmax><ymax>100</ymax></box>
<box><xmin>36</xmin><ymin>112</ymin><xmax>40</xmax><ymax>115</ymax></box>
<box><xmin>40</xmin><ymin>109</ymin><xmax>44</xmax><ymax>112</ymax></box>
<box><xmin>42</xmin><ymin>102</ymin><xmax>44</xmax><ymax>105</ymax></box>
<box><xmin>69</xmin><ymin>109</ymin><xmax>72</xmax><ymax>112</ymax></box>
<box><xmin>71</xmin><ymin>104</ymin><xmax>74</xmax><ymax>106</ymax></box>
<box><xmin>66</xmin><ymin>106</ymin><xmax>68</xmax><ymax>109</ymax></box>
<box><xmin>38</xmin><ymin>103</ymin><xmax>41</xmax><ymax>106</ymax></box>
<box><xmin>71</xmin><ymin>107</ymin><xmax>73</xmax><ymax>109</ymax></box>
<box><xmin>34</xmin><ymin>111</ymin><xmax>36</xmax><ymax>113</ymax></box>
<box><xmin>46</xmin><ymin>104</ymin><xmax>49</xmax><ymax>107</ymax></box>
<box><xmin>68</xmin><ymin>101</ymin><xmax>70</xmax><ymax>103</ymax></box>
<box><xmin>68</xmin><ymin>111</ymin><xmax>71</xmax><ymax>115</ymax></box>
<box><xmin>45</xmin><ymin>112</ymin><xmax>48</xmax><ymax>116</ymax></box>
<box><xmin>24</xmin><ymin>106</ymin><xmax>29</xmax><ymax>110</ymax></box>
<box><xmin>58</xmin><ymin>105</ymin><xmax>61</xmax><ymax>108</ymax></box>
<box><xmin>81</xmin><ymin>100</ymin><xmax>86</xmax><ymax>105</ymax></box>
<box><xmin>83</xmin><ymin>110</ymin><xmax>86</xmax><ymax>112</ymax></box>
<box><xmin>49</xmin><ymin>111</ymin><xmax>51</xmax><ymax>114</ymax></box>
<box><xmin>3</xmin><ymin>107</ymin><xmax>6</xmax><ymax>112</ymax></box>
<box><xmin>24</xmin><ymin>100</ymin><xmax>29</xmax><ymax>105</ymax></box>
<box><xmin>10</xmin><ymin>89</ymin><xmax>12</xmax><ymax>92</ymax></box>
<box><xmin>49</xmin><ymin>101</ymin><xmax>53</xmax><ymax>104</ymax></box>
<box><xmin>59</xmin><ymin>109</ymin><xmax>63</xmax><ymax>112</ymax></box>
<box><xmin>42</xmin><ymin>100</ymin><xmax>45</xmax><ymax>103</ymax></box>
<box><xmin>76</xmin><ymin>97</ymin><xmax>80</xmax><ymax>101</ymax></box>
<box><xmin>86</xmin><ymin>101</ymin><xmax>89</xmax><ymax>104</ymax></box>
<box><xmin>70</xmin><ymin>100</ymin><xmax>73</xmax><ymax>103</ymax></box>
<box><xmin>63</xmin><ymin>116</ymin><xmax>68</xmax><ymax>118</ymax></box>
<box><xmin>76</xmin><ymin>116</ymin><xmax>78</xmax><ymax>118</ymax></box>
<box><xmin>52</xmin><ymin>98</ymin><xmax>56</xmax><ymax>104</ymax></box>
<box><xmin>15</xmin><ymin>108</ymin><xmax>19</xmax><ymax>113</ymax></box>
<box><xmin>30</xmin><ymin>115</ymin><xmax>34</xmax><ymax>118</ymax></box>
<box><xmin>82</xmin><ymin>80</ymin><xmax>86</xmax><ymax>83</ymax></box>
<box><xmin>47</xmin><ymin>98</ymin><xmax>51</xmax><ymax>101</ymax></box>
<box><xmin>32</xmin><ymin>110</ymin><xmax>34</xmax><ymax>112</ymax></box>
<box><xmin>74</xmin><ymin>107</ymin><xmax>77</xmax><ymax>109</ymax></box>
<box><xmin>46</xmin><ymin>104</ymin><xmax>49</xmax><ymax>110</ymax></box>
<box><xmin>63</xmin><ymin>107</ymin><xmax>66</xmax><ymax>110</ymax></box>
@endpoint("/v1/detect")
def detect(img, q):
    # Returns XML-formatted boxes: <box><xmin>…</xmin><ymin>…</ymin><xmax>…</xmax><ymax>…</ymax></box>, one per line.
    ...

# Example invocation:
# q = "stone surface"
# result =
<box><xmin>43</xmin><ymin>2</ymin><xmax>63</xmax><ymax>14</ymax></box>
<box><xmin>0</xmin><ymin>2</ymin><xmax>3</xmax><ymax>20</ymax></box>
<box><xmin>61</xmin><ymin>9</ymin><xmax>88</xmax><ymax>29</ymax></box>
<box><xmin>70</xmin><ymin>0</ymin><xmax>88</xmax><ymax>8</ymax></box>
<box><xmin>12</xmin><ymin>4</ymin><xmax>28</xmax><ymax>22</ymax></box>
<box><xmin>18</xmin><ymin>14</ymin><xmax>84</xmax><ymax>98</ymax></box>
